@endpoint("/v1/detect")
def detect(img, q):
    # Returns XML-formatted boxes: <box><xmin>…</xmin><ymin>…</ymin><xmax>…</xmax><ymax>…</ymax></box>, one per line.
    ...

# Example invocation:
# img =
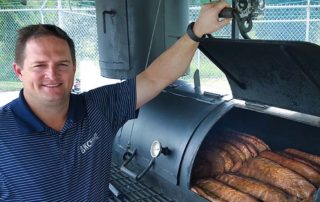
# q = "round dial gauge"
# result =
<box><xmin>150</xmin><ymin>140</ymin><xmax>162</xmax><ymax>158</ymax></box>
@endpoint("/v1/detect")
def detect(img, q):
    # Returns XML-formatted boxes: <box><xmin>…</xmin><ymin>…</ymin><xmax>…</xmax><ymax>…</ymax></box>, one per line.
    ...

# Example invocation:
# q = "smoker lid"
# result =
<box><xmin>199</xmin><ymin>38</ymin><xmax>320</xmax><ymax>117</ymax></box>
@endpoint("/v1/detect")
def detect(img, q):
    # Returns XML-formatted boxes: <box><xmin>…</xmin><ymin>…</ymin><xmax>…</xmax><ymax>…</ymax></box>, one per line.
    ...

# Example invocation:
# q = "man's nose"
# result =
<box><xmin>45</xmin><ymin>66</ymin><xmax>59</xmax><ymax>79</ymax></box>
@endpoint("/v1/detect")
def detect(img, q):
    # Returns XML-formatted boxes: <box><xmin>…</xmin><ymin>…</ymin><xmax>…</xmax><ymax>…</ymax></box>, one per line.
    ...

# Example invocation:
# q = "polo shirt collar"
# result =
<box><xmin>12</xmin><ymin>90</ymin><xmax>86</xmax><ymax>134</ymax></box>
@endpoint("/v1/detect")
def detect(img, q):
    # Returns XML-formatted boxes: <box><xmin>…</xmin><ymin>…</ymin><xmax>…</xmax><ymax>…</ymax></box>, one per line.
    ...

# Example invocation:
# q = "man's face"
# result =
<box><xmin>13</xmin><ymin>36</ymin><xmax>76</xmax><ymax>106</ymax></box>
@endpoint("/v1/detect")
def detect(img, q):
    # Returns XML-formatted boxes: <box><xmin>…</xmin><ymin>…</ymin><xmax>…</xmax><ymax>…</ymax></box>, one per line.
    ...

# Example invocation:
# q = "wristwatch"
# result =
<box><xmin>186</xmin><ymin>22</ymin><xmax>205</xmax><ymax>42</ymax></box>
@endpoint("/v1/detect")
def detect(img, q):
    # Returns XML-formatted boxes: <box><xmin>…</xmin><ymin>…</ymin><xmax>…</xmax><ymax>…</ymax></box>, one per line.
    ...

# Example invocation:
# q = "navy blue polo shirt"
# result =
<box><xmin>0</xmin><ymin>79</ymin><xmax>137</xmax><ymax>201</ymax></box>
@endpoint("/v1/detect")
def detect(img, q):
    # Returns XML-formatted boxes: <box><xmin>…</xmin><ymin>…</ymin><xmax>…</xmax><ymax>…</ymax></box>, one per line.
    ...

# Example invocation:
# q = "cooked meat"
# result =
<box><xmin>211</xmin><ymin>142</ymin><xmax>244</xmax><ymax>172</ymax></box>
<box><xmin>300</xmin><ymin>193</ymin><xmax>316</xmax><ymax>202</ymax></box>
<box><xmin>192</xmin><ymin>159</ymin><xmax>216</xmax><ymax>179</ymax></box>
<box><xmin>193</xmin><ymin>146</ymin><xmax>235</xmax><ymax>178</ymax></box>
<box><xmin>260</xmin><ymin>150</ymin><xmax>320</xmax><ymax>186</ymax></box>
<box><xmin>241</xmin><ymin>133</ymin><xmax>270</xmax><ymax>150</ymax></box>
<box><xmin>300</xmin><ymin>197</ymin><xmax>313</xmax><ymax>202</ymax></box>
<box><xmin>217</xmin><ymin>137</ymin><xmax>252</xmax><ymax>160</ymax></box>
<box><xmin>216</xmin><ymin>140</ymin><xmax>247</xmax><ymax>162</ymax></box>
<box><xmin>241</xmin><ymin>140</ymin><xmax>258</xmax><ymax>157</ymax></box>
<box><xmin>224</xmin><ymin>130</ymin><xmax>270</xmax><ymax>152</ymax></box>
<box><xmin>196</xmin><ymin>179</ymin><xmax>259</xmax><ymax>202</ymax></box>
<box><xmin>239</xmin><ymin>157</ymin><xmax>316</xmax><ymax>199</ymax></box>
<box><xmin>222</xmin><ymin>133</ymin><xmax>258</xmax><ymax>157</ymax></box>
<box><xmin>193</xmin><ymin>148</ymin><xmax>228</xmax><ymax>178</ymax></box>
<box><xmin>279</xmin><ymin>151</ymin><xmax>320</xmax><ymax>173</ymax></box>
<box><xmin>285</xmin><ymin>148</ymin><xmax>320</xmax><ymax>166</ymax></box>
<box><xmin>235</xmin><ymin>132</ymin><xmax>269</xmax><ymax>152</ymax></box>
<box><xmin>191</xmin><ymin>186</ymin><xmax>226</xmax><ymax>202</ymax></box>
<box><xmin>206</xmin><ymin>147</ymin><xmax>234</xmax><ymax>172</ymax></box>
<box><xmin>216</xmin><ymin>173</ymin><xmax>290</xmax><ymax>202</ymax></box>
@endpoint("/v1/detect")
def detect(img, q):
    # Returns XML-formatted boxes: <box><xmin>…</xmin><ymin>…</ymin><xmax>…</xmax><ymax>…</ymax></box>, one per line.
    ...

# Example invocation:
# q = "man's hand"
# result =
<box><xmin>193</xmin><ymin>1</ymin><xmax>231</xmax><ymax>38</ymax></box>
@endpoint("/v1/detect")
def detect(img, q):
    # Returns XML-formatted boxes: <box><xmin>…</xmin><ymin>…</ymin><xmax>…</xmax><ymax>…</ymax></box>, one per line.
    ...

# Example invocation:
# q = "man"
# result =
<box><xmin>0</xmin><ymin>1</ymin><xmax>230</xmax><ymax>201</ymax></box>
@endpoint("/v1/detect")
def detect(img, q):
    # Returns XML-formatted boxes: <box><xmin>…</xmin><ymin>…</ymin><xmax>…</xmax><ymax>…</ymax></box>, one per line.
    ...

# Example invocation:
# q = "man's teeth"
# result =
<box><xmin>45</xmin><ymin>84</ymin><xmax>60</xmax><ymax>87</ymax></box>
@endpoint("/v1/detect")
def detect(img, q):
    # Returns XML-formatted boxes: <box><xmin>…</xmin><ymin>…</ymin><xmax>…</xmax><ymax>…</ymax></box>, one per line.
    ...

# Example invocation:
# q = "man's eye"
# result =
<box><xmin>59</xmin><ymin>64</ymin><xmax>69</xmax><ymax>68</ymax></box>
<box><xmin>33</xmin><ymin>65</ymin><xmax>45</xmax><ymax>69</ymax></box>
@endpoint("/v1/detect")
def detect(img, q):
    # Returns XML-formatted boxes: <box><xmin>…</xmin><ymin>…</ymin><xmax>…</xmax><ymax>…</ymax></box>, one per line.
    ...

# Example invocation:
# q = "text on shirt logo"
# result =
<box><xmin>80</xmin><ymin>133</ymin><xmax>99</xmax><ymax>154</ymax></box>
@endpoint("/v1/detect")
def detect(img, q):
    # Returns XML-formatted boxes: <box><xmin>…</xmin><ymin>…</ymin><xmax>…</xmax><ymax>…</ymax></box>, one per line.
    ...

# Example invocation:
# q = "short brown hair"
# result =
<box><xmin>15</xmin><ymin>24</ymin><xmax>76</xmax><ymax>66</ymax></box>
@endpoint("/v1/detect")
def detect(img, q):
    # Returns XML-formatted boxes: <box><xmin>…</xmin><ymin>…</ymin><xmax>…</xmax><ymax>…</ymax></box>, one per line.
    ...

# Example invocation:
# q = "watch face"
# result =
<box><xmin>150</xmin><ymin>140</ymin><xmax>162</xmax><ymax>158</ymax></box>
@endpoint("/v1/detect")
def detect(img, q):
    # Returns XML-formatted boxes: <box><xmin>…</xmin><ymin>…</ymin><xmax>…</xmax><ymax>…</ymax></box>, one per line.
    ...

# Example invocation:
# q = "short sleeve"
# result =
<box><xmin>84</xmin><ymin>79</ymin><xmax>137</xmax><ymax>131</ymax></box>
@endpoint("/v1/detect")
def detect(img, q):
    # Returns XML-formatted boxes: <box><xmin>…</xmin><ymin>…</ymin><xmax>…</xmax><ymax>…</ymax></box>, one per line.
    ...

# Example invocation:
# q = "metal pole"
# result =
<box><xmin>40</xmin><ymin>11</ymin><xmax>44</xmax><ymax>23</ymax></box>
<box><xmin>231</xmin><ymin>0</ymin><xmax>240</xmax><ymax>39</ymax></box>
<box><xmin>197</xmin><ymin>50</ymin><xmax>200</xmax><ymax>70</ymax></box>
<box><xmin>58</xmin><ymin>0</ymin><xmax>62</xmax><ymax>27</ymax></box>
<box><xmin>306</xmin><ymin>0</ymin><xmax>310</xmax><ymax>41</ymax></box>
<box><xmin>40</xmin><ymin>0</ymin><xmax>48</xmax><ymax>23</ymax></box>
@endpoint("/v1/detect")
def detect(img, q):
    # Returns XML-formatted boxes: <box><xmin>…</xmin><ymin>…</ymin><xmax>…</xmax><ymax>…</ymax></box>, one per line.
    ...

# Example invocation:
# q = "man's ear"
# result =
<box><xmin>13</xmin><ymin>63</ymin><xmax>23</xmax><ymax>81</ymax></box>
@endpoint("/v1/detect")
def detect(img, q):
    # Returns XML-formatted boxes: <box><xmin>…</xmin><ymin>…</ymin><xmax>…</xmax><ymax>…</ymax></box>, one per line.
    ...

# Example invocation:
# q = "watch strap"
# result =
<box><xmin>186</xmin><ymin>22</ymin><xmax>204</xmax><ymax>42</ymax></box>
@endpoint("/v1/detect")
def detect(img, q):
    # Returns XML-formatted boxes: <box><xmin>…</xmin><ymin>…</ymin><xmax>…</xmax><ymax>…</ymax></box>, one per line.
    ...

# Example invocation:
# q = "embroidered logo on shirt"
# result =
<box><xmin>80</xmin><ymin>133</ymin><xmax>99</xmax><ymax>154</ymax></box>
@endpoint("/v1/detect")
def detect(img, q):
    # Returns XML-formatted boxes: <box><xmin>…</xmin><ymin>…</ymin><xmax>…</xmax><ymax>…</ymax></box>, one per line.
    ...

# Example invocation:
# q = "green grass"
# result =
<box><xmin>0</xmin><ymin>81</ymin><xmax>22</xmax><ymax>92</ymax></box>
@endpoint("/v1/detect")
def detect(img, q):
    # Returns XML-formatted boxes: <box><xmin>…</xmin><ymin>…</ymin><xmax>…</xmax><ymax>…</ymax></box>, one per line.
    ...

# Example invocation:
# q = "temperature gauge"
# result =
<box><xmin>150</xmin><ymin>140</ymin><xmax>162</xmax><ymax>158</ymax></box>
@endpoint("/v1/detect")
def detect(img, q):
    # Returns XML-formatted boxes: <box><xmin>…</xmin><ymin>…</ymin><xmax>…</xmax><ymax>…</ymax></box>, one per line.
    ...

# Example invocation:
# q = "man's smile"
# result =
<box><xmin>42</xmin><ymin>83</ymin><xmax>62</xmax><ymax>88</ymax></box>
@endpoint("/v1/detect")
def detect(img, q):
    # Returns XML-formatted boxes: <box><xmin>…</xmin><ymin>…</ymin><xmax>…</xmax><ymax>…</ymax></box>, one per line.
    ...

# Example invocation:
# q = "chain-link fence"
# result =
<box><xmin>0</xmin><ymin>4</ymin><xmax>97</xmax><ymax>92</ymax></box>
<box><xmin>1</xmin><ymin>2</ymin><xmax>320</xmax><ymax>94</ymax></box>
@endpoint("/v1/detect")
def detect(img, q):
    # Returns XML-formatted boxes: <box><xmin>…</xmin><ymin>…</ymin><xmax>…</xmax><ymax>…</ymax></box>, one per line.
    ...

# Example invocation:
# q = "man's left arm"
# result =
<box><xmin>135</xmin><ymin>1</ymin><xmax>231</xmax><ymax>109</ymax></box>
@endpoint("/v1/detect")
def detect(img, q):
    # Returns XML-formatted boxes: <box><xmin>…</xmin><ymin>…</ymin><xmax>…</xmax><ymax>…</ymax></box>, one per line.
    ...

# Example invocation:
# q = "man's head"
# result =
<box><xmin>15</xmin><ymin>24</ymin><xmax>76</xmax><ymax>66</ymax></box>
<box><xmin>13</xmin><ymin>24</ymin><xmax>76</xmax><ymax>108</ymax></box>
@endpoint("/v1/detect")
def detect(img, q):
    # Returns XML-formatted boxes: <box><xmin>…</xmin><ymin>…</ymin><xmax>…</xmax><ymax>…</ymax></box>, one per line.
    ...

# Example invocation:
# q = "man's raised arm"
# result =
<box><xmin>136</xmin><ymin>1</ymin><xmax>230</xmax><ymax>109</ymax></box>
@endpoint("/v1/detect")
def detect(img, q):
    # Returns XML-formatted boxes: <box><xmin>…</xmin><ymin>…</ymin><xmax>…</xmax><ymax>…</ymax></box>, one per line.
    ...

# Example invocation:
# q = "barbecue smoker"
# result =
<box><xmin>110</xmin><ymin>38</ymin><xmax>320</xmax><ymax>201</ymax></box>
<box><xmin>94</xmin><ymin>0</ymin><xmax>320</xmax><ymax>201</ymax></box>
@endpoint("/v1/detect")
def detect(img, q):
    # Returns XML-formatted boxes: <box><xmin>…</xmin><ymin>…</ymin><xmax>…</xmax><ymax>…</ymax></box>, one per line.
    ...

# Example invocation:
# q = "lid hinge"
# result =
<box><xmin>245</xmin><ymin>101</ymin><xmax>268</xmax><ymax>111</ymax></box>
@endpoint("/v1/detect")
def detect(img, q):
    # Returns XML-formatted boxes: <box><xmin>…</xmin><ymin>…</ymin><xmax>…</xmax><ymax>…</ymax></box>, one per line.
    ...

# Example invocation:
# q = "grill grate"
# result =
<box><xmin>108</xmin><ymin>164</ymin><xmax>174</xmax><ymax>202</ymax></box>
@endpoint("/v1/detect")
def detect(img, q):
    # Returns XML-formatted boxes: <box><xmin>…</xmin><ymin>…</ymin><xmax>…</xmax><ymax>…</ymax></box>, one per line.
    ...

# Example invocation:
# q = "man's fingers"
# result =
<box><xmin>203</xmin><ymin>0</ymin><xmax>226</xmax><ymax>6</ymax></box>
<box><xmin>214</xmin><ymin>1</ymin><xmax>231</xmax><ymax>13</ymax></box>
<box><xmin>203</xmin><ymin>1</ymin><xmax>231</xmax><ymax>20</ymax></box>
<box><xmin>194</xmin><ymin>0</ymin><xmax>231</xmax><ymax>36</ymax></box>
<box><xmin>218</xmin><ymin>18</ymin><xmax>232</xmax><ymax>28</ymax></box>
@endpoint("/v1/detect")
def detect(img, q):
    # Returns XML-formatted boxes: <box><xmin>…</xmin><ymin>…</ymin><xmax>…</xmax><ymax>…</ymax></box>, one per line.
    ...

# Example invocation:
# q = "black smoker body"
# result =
<box><xmin>111</xmin><ymin>38</ymin><xmax>320</xmax><ymax>201</ymax></box>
